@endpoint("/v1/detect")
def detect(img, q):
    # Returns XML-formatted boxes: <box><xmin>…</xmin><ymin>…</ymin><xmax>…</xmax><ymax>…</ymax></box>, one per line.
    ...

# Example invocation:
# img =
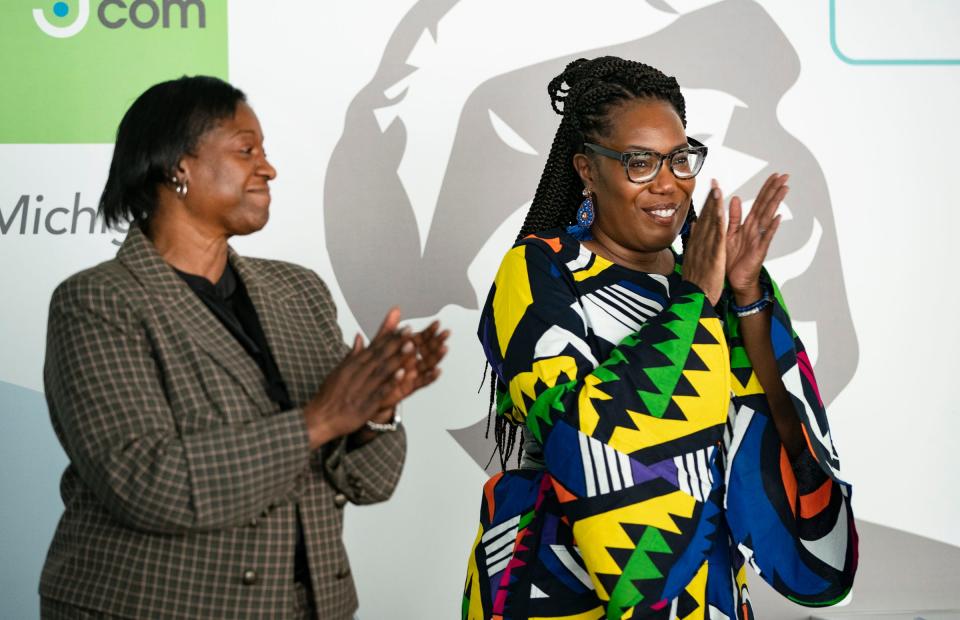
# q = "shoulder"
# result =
<box><xmin>499</xmin><ymin>228</ymin><xmax>582</xmax><ymax>271</ymax></box>
<box><xmin>50</xmin><ymin>260</ymin><xmax>140</xmax><ymax>328</ymax></box>
<box><xmin>242</xmin><ymin>257</ymin><xmax>326</xmax><ymax>292</ymax></box>
<box><xmin>241</xmin><ymin>256</ymin><xmax>337</xmax><ymax>309</ymax></box>
<box><xmin>515</xmin><ymin>228</ymin><xmax>580</xmax><ymax>258</ymax></box>
<box><xmin>490</xmin><ymin>228</ymin><xmax>584</xmax><ymax>299</ymax></box>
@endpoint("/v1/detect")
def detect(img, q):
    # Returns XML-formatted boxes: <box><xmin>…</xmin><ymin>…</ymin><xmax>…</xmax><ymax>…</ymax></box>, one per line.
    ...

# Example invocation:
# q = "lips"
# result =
<box><xmin>642</xmin><ymin>202</ymin><xmax>679</xmax><ymax>224</ymax></box>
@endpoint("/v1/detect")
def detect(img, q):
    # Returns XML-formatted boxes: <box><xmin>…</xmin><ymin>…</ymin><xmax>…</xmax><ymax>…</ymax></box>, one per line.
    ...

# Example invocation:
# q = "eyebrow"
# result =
<box><xmin>625</xmin><ymin>142</ymin><xmax>689</xmax><ymax>152</ymax></box>
<box><xmin>232</xmin><ymin>129</ymin><xmax>262</xmax><ymax>139</ymax></box>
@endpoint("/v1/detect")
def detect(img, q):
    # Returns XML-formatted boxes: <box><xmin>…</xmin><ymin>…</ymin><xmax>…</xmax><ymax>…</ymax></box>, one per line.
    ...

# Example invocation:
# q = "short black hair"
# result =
<box><xmin>99</xmin><ymin>75</ymin><xmax>246</xmax><ymax>228</ymax></box>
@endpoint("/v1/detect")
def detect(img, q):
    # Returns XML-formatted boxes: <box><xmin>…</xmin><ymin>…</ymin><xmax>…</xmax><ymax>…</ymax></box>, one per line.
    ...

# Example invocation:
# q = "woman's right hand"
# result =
<box><xmin>682</xmin><ymin>181</ymin><xmax>727</xmax><ymax>305</ymax></box>
<box><xmin>303</xmin><ymin>307</ymin><xmax>415</xmax><ymax>449</ymax></box>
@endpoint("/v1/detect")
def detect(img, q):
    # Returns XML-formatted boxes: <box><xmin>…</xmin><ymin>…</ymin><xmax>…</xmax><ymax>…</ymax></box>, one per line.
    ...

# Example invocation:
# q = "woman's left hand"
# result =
<box><xmin>369</xmin><ymin>320</ymin><xmax>449</xmax><ymax>422</ymax></box>
<box><xmin>404</xmin><ymin>320</ymin><xmax>450</xmax><ymax>394</ymax></box>
<box><xmin>725</xmin><ymin>173</ymin><xmax>789</xmax><ymax>301</ymax></box>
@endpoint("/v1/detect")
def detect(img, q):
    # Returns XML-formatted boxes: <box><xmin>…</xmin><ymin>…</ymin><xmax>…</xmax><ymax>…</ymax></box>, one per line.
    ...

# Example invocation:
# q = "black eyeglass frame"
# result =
<box><xmin>583</xmin><ymin>136</ymin><xmax>708</xmax><ymax>184</ymax></box>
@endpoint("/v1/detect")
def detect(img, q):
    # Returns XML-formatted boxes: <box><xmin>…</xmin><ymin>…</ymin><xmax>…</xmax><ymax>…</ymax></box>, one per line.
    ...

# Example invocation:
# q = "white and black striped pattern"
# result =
<box><xmin>565</xmin><ymin>244</ymin><xmax>593</xmax><ymax>273</ymax></box>
<box><xmin>581</xmin><ymin>282</ymin><xmax>669</xmax><ymax>345</ymax></box>
<box><xmin>722</xmin><ymin>401</ymin><xmax>737</xmax><ymax>453</ymax></box>
<box><xmin>548</xmin><ymin>545</ymin><xmax>594</xmax><ymax>590</ymax></box>
<box><xmin>482</xmin><ymin>515</ymin><xmax>521</xmax><ymax>576</ymax></box>
<box><xmin>673</xmin><ymin>446</ymin><xmax>715</xmax><ymax>502</ymax></box>
<box><xmin>578</xmin><ymin>432</ymin><xmax>635</xmax><ymax>497</ymax></box>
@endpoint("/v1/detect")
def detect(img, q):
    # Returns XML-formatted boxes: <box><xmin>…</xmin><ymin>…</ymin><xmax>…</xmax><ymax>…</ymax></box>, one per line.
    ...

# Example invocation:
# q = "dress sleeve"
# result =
<box><xmin>478</xmin><ymin>239</ymin><xmax>732</xmax><ymax>613</ymax></box>
<box><xmin>721</xmin><ymin>271</ymin><xmax>858</xmax><ymax>605</ymax></box>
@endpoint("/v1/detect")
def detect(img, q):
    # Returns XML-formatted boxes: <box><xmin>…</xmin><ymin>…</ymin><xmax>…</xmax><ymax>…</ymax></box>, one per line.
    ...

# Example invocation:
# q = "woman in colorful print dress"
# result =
<box><xmin>463</xmin><ymin>57</ymin><xmax>857</xmax><ymax>619</ymax></box>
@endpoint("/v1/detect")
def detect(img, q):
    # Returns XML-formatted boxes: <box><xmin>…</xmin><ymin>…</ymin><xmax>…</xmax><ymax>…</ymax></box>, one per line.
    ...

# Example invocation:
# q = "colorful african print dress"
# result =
<box><xmin>462</xmin><ymin>229</ymin><xmax>857</xmax><ymax>620</ymax></box>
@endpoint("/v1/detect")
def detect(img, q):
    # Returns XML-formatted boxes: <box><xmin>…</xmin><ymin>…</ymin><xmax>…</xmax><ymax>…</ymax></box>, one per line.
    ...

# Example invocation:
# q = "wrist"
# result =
<box><xmin>370</xmin><ymin>407</ymin><xmax>396</xmax><ymax>425</ymax></box>
<box><xmin>304</xmin><ymin>404</ymin><xmax>336</xmax><ymax>450</ymax></box>
<box><xmin>732</xmin><ymin>283</ymin><xmax>763</xmax><ymax>307</ymax></box>
<box><xmin>365</xmin><ymin>408</ymin><xmax>402</xmax><ymax>433</ymax></box>
<box><xmin>730</xmin><ymin>281</ymin><xmax>773</xmax><ymax>318</ymax></box>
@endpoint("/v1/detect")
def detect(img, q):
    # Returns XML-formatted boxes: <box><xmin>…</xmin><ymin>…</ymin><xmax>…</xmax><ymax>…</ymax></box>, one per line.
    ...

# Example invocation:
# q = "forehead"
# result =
<box><xmin>201</xmin><ymin>102</ymin><xmax>262</xmax><ymax>144</ymax></box>
<box><xmin>603</xmin><ymin>99</ymin><xmax>686</xmax><ymax>150</ymax></box>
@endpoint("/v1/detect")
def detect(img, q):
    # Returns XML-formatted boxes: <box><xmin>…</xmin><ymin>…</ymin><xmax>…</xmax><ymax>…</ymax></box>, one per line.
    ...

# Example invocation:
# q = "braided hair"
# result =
<box><xmin>487</xmin><ymin>56</ymin><xmax>696</xmax><ymax>470</ymax></box>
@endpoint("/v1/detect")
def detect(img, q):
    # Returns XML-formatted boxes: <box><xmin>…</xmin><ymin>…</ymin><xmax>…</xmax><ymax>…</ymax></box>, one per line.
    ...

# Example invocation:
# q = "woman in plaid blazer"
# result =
<box><xmin>39</xmin><ymin>76</ymin><xmax>447</xmax><ymax>619</ymax></box>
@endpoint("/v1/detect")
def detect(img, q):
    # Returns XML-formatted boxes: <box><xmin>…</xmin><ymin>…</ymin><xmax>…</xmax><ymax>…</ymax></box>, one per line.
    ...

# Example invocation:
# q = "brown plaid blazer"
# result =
<box><xmin>40</xmin><ymin>225</ymin><xmax>406</xmax><ymax>619</ymax></box>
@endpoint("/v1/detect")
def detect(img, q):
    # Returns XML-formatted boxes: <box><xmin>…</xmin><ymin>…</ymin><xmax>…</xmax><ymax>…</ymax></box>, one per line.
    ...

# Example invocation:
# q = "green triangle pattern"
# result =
<box><xmin>525</xmin><ymin>380</ymin><xmax>575</xmax><ymax>442</ymax></box>
<box><xmin>594</xmin><ymin>365</ymin><xmax>622</xmax><ymax>384</ymax></box>
<box><xmin>606</xmin><ymin>526</ymin><xmax>673</xmax><ymax>619</ymax></box>
<box><xmin>730</xmin><ymin>345</ymin><xmax>751</xmax><ymax>370</ymax></box>
<box><xmin>635</xmin><ymin>294</ymin><xmax>704</xmax><ymax>418</ymax></box>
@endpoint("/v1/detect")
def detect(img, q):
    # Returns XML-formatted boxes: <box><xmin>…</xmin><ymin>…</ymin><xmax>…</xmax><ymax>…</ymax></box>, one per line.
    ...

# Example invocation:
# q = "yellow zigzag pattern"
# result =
<box><xmin>608</xmin><ymin>318</ymin><xmax>730</xmax><ymax>454</ymax></box>
<box><xmin>572</xmin><ymin>490</ymin><xmax>696</xmax><ymax>601</ymax></box>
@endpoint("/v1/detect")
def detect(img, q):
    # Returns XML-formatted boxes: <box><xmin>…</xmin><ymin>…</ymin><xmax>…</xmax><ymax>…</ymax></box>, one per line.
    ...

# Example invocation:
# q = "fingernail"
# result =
<box><xmin>710</xmin><ymin>178</ymin><xmax>718</xmax><ymax>189</ymax></box>
<box><xmin>395</xmin><ymin>368</ymin><xmax>405</xmax><ymax>380</ymax></box>
<box><xmin>402</xmin><ymin>341</ymin><xmax>414</xmax><ymax>353</ymax></box>
<box><xmin>711</xmin><ymin>187</ymin><xmax>720</xmax><ymax>200</ymax></box>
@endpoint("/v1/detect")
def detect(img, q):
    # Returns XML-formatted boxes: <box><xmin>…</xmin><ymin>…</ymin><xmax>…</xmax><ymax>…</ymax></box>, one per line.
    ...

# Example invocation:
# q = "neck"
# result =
<box><xmin>585</xmin><ymin>227</ymin><xmax>673</xmax><ymax>275</ymax></box>
<box><xmin>147</xmin><ymin>202</ymin><xmax>230</xmax><ymax>282</ymax></box>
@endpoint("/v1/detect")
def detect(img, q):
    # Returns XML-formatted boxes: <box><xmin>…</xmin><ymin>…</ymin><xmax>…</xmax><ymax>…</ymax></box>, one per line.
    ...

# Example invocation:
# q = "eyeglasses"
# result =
<box><xmin>584</xmin><ymin>137</ymin><xmax>708</xmax><ymax>184</ymax></box>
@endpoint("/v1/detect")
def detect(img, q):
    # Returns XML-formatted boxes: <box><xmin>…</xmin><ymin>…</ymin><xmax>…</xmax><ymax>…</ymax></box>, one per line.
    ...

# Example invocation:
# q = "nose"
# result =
<box><xmin>258</xmin><ymin>153</ymin><xmax>277</xmax><ymax>180</ymax></box>
<box><xmin>648</xmin><ymin>158</ymin><xmax>675</xmax><ymax>194</ymax></box>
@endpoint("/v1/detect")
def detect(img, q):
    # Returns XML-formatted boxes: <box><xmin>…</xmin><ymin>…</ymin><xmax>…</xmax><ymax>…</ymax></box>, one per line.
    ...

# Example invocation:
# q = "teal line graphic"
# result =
<box><xmin>830</xmin><ymin>0</ymin><xmax>960</xmax><ymax>65</ymax></box>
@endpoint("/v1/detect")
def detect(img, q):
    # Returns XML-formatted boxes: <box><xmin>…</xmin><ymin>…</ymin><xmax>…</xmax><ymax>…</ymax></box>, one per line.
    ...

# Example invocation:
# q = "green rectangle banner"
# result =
<box><xmin>0</xmin><ymin>0</ymin><xmax>229</xmax><ymax>144</ymax></box>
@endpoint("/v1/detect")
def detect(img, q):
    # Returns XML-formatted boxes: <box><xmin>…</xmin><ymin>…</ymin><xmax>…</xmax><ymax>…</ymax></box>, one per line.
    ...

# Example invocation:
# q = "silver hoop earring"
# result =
<box><xmin>172</xmin><ymin>177</ymin><xmax>188</xmax><ymax>199</ymax></box>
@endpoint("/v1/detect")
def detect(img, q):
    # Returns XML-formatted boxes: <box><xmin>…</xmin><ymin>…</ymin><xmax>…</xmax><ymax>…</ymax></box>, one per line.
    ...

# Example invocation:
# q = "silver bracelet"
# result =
<box><xmin>731</xmin><ymin>284</ymin><xmax>773</xmax><ymax>318</ymax></box>
<box><xmin>734</xmin><ymin>302</ymin><xmax>771</xmax><ymax>318</ymax></box>
<box><xmin>365</xmin><ymin>412</ymin><xmax>402</xmax><ymax>433</ymax></box>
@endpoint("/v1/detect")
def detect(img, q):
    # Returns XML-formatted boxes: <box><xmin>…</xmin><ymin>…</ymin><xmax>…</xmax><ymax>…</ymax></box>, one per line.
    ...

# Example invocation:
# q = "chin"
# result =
<box><xmin>626</xmin><ymin>229</ymin><xmax>679</xmax><ymax>253</ymax></box>
<box><xmin>231</xmin><ymin>212</ymin><xmax>270</xmax><ymax>237</ymax></box>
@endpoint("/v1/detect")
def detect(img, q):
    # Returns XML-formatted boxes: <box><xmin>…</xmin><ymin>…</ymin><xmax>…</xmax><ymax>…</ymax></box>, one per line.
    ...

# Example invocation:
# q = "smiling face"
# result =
<box><xmin>574</xmin><ymin>98</ymin><xmax>695</xmax><ymax>254</ymax></box>
<box><xmin>178</xmin><ymin>101</ymin><xmax>277</xmax><ymax>238</ymax></box>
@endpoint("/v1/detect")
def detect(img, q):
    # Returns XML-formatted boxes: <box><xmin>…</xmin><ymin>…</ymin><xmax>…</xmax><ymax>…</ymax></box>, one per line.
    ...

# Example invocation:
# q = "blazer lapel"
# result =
<box><xmin>116</xmin><ymin>226</ymin><xmax>276</xmax><ymax>416</ymax></box>
<box><xmin>229</xmin><ymin>250</ymin><xmax>307</xmax><ymax>404</ymax></box>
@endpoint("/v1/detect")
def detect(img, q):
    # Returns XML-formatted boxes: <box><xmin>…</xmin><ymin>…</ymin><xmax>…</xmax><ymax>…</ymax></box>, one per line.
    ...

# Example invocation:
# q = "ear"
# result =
<box><xmin>572</xmin><ymin>152</ymin><xmax>596</xmax><ymax>191</ymax></box>
<box><xmin>172</xmin><ymin>158</ymin><xmax>190</xmax><ymax>184</ymax></box>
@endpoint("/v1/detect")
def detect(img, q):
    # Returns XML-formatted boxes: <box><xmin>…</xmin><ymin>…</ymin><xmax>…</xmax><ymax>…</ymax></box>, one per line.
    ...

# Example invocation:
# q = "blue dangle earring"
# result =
<box><xmin>567</xmin><ymin>187</ymin><xmax>595</xmax><ymax>241</ymax></box>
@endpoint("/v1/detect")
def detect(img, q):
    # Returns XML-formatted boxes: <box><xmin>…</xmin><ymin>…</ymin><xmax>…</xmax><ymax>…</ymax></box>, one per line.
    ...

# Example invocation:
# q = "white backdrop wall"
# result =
<box><xmin>2</xmin><ymin>1</ymin><xmax>959</xmax><ymax>618</ymax></box>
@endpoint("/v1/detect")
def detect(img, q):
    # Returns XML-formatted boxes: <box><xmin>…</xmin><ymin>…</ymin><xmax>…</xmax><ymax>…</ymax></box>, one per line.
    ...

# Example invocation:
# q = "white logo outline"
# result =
<box><xmin>33</xmin><ymin>1</ymin><xmax>91</xmax><ymax>38</ymax></box>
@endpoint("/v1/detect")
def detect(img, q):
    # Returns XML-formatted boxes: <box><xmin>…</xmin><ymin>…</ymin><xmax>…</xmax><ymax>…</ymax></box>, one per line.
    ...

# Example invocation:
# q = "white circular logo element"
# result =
<box><xmin>33</xmin><ymin>1</ymin><xmax>91</xmax><ymax>38</ymax></box>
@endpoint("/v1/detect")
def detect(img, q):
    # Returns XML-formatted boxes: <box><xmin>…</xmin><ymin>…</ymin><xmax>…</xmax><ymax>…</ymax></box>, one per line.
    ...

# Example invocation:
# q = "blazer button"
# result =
<box><xmin>241</xmin><ymin>569</ymin><xmax>258</xmax><ymax>586</ymax></box>
<box><xmin>336</xmin><ymin>567</ymin><xmax>351</xmax><ymax>580</ymax></box>
<box><xmin>333</xmin><ymin>493</ymin><xmax>347</xmax><ymax>508</ymax></box>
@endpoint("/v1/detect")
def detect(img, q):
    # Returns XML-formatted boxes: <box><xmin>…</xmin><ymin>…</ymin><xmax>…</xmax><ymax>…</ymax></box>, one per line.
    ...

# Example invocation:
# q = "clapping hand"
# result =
<box><xmin>370</xmin><ymin>315</ymin><xmax>450</xmax><ymax>418</ymax></box>
<box><xmin>725</xmin><ymin>173</ymin><xmax>788</xmax><ymax>303</ymax></box>
<box><xmin>303</xmin><ymin>307</ymin><xmax>416</xmax><ymax>448</ymax></box>
<box><xmin>681</xmin><ymin>180</ymin><xmax>727</xmax><ymax>305</ymax></box>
